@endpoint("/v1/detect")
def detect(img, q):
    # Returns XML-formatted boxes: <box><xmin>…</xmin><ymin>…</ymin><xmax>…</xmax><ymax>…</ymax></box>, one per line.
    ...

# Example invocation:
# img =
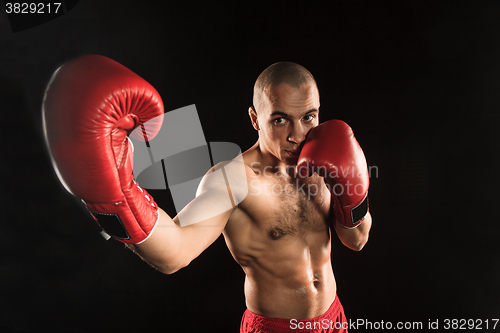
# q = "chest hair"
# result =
<box><xmin>266</xmin><ymin>177</ymin><xmax>328</xmax><ymax>240</ymax></box>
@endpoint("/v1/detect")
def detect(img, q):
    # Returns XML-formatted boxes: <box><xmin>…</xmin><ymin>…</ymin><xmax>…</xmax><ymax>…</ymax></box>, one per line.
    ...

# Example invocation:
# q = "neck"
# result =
<box><xmin>251</xmin><ymin>140</ymin><xmax>298</xmax><ymax>176</ymax></box>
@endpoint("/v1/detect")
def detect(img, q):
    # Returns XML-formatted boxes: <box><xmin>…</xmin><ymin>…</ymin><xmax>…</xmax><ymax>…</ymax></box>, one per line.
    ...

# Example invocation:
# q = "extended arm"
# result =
<box><xmin>127</xmin><ymin>186</ymin><xmax>236</xmax><ymax>274</ymax></box>
<box><xmin>43</xmin><ymin>55</ymin><xmax>245</xmax><ymax>274</ymax></box>
<box><xmin>128</xmin><ymin>158</ymin><xmax>248</xmax><ymax>273</ymax></box>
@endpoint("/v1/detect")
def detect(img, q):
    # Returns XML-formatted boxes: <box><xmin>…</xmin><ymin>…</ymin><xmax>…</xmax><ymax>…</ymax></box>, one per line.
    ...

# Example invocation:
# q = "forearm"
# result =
<box><xmin>126</xmin><ymin>209</ymin><xmax>186</xmax><ymax>274</ymax></box>
<box><xmin>126</xmin><ymin>201</ymin><xmax>232</xmax><ymax>274</ymax></box>
<box><xmin>334</xmin><ymin>212</ymin><xmax>372</xmax><ymax>251</ymax></box>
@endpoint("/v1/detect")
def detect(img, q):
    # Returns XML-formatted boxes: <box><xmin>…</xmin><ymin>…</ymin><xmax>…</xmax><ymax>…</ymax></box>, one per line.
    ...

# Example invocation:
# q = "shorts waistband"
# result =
<box><xmin>241</xmin><ymin>294</ymin><xmax>344</xmax><ymax>333</ymax></box>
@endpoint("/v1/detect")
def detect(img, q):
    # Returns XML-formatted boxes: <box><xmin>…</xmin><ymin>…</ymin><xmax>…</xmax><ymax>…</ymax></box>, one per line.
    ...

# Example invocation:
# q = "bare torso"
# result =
<box><xmin>222</xmin><ymin>145</ymin><xmax>336</xmax><ymax>319</ymax></box>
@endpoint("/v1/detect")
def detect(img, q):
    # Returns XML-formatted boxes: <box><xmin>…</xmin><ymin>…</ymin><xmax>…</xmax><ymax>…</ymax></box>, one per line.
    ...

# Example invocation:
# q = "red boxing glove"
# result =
<box><xmin>43</xmin><ymin>55</ymin><xmax>164</xmax><ymax>243</ymax></box>
<box><xmin>298</xmin><ymin>120</ymin><xmax>369</xmax><ymax>228</ymax></box>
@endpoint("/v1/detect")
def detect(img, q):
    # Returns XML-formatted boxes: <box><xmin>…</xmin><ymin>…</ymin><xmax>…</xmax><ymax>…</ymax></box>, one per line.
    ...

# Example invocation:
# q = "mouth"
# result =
<box><xmin>286</xmin><ymin>150</ymin><xmax>300</xmax><ymax>158</ymax></box>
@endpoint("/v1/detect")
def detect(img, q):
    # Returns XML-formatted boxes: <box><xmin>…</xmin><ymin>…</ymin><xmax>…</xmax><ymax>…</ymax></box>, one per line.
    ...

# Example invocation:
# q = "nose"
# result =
<box><xmin>287</xmin><ymin>122</ymin><xmax>308</xmax><ymax>144</ymax></box>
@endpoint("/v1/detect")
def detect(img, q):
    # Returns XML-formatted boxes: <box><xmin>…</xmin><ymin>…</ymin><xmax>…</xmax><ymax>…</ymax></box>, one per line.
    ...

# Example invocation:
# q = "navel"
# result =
<box><xmin>313</xmin><ymin>280</ymin><xmax>321</xmax><ymax>289</ymax></box>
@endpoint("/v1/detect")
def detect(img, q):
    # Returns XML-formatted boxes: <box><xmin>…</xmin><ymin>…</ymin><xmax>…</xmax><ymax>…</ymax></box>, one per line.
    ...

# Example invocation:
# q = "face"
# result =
<box><xmin>250</xmin><ymin>82</ymin><xmax>320</xmax><ymax>165</ymax></box>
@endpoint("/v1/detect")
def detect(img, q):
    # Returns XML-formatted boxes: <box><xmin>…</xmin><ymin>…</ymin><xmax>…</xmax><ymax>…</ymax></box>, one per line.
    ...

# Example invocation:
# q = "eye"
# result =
<box><xmin>303</xmin><ymin>114</ymin><xmax>315</xmax><ymax>122</ymax></box>
<box><xmin>273</xmin><ymin>117</ymin><xmax>288</xmax><ymax>126</ymax></box>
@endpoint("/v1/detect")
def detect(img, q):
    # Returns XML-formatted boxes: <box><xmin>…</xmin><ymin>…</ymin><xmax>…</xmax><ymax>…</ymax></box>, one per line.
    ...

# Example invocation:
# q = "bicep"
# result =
<box><xmin>166</xmin><ymin>159</ymin><xmax>248</xmax><ymax>264</ymax></box>
<box><xmin>173</xmin><ymin>187</ymin><xmax>236</xmax><ymax>255</ymax></box>
<box><xmin>129</xmin><ymin>188</ymin><xmax>235</xmax><ymax>274</ymax></box>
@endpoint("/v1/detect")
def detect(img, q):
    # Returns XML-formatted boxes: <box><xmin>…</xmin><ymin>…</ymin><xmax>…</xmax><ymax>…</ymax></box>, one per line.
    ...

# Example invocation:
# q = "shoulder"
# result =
<box><xmin>197</xmin><ymin>154</ymin><xmax>251</xmax><ymax>205</ymax></box>
<box><xmin>241</xmin><ymin>142</ymin><xmax>263</xmax><ymax>176</ymax></box>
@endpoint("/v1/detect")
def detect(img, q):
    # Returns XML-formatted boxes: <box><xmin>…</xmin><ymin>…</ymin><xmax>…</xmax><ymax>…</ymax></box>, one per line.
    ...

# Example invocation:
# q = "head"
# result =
<box><xmin>249</xmin><ymin>62</ymin><xmax>320</xmax><ymax>165</ymax></box>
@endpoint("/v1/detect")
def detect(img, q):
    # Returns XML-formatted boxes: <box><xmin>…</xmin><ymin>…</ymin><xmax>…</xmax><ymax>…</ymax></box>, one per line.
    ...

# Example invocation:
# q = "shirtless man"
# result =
<box><xmin>43</xmin><ymin>55</ymin><xmax>371</xmax><ymax>332</ymax></box>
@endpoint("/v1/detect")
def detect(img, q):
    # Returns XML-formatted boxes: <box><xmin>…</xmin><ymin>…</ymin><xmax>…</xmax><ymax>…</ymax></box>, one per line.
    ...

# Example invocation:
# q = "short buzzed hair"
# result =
<box><xmin>253</xmin><ymin>62</ymin><xmax>317</xmax><ymax>111</ymax></box>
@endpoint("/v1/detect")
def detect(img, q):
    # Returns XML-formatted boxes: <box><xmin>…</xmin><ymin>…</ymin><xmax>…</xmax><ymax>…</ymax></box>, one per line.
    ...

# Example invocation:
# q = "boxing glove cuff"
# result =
<box><xmin>84</xmin><ymin>180</ymin><xmax>159</xmax><ymax>244</ymax></box>
<box><xmin>333</xmin><ymin>193</ymin><xmax>369</xmax><ymax>229</ymax></box>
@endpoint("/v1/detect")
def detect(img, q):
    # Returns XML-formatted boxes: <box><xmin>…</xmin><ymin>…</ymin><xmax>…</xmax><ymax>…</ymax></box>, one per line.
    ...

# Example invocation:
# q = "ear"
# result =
<box><xmin>248</xmin><ymin>106</ymin><xmax>260</xmax><ymax>131</ymax></box>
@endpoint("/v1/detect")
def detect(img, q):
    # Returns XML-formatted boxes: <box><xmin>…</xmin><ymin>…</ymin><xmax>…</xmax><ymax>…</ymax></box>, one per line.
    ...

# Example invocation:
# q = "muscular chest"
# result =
<box><xmin>243</xmin><ymin>174</ymin><xmax>332</xmax><ymax>240</ymax></box>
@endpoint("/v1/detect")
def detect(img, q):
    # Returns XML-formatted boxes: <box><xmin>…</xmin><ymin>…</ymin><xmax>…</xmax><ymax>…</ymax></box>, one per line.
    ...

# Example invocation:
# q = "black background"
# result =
<box><xmin>1</xmin><ymin>1</ymin><xmax>499</xmax><ymax>332</ymax></box>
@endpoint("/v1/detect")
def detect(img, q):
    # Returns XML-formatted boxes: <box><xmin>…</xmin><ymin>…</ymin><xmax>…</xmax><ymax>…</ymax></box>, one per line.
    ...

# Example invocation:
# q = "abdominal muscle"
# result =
<box><xmin>223</xmin><ymin>209</ymin><xmax>337</xmax><ymax>320</ymax></box>
<box><xmin>223</xmin><ymin>156</ymin><xmax>337</xmax><ymax>319</ymax></box>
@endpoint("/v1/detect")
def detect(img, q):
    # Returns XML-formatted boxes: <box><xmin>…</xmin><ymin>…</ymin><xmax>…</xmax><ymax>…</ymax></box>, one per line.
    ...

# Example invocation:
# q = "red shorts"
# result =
<box><xmin>240</xmin><ymin>294</ymin><xmax>348</xmax><ymax>333</ymax></box>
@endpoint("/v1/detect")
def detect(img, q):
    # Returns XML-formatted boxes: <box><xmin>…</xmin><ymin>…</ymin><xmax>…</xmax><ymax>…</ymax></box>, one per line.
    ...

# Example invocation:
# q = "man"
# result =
<box><xmin>43</xmin><ymin>55</ymin><xmax>371</xmax><ymax>332</ymax></box>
